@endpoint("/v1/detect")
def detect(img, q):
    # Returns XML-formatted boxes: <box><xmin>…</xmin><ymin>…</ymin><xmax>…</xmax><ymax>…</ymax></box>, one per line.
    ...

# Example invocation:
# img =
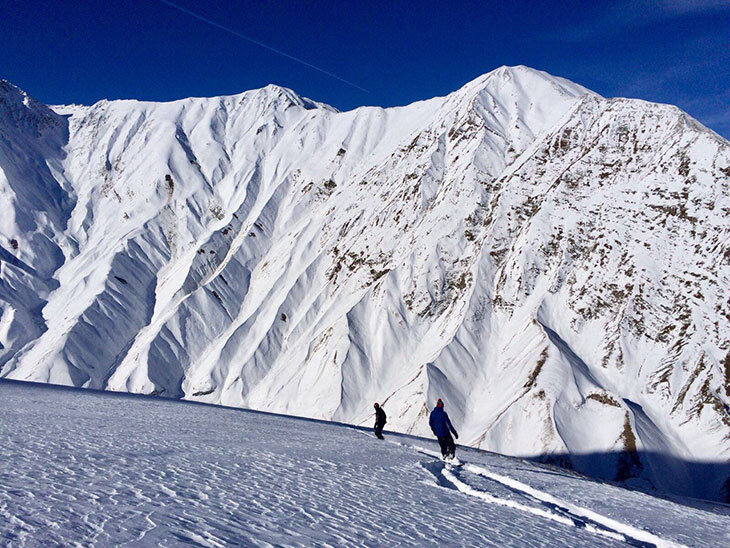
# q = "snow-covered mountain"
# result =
<box><xmin>0</xmin><ymin>66</ymin><xmax>728</xmax><ymax>500</ymax></box>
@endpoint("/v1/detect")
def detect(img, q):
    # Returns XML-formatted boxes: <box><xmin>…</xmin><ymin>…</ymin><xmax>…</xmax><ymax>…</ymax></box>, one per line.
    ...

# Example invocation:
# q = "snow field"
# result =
<box><xmin>1</xmin><ymin>381</ymin><xmax>728</xmax><ymax>547</ymax></box>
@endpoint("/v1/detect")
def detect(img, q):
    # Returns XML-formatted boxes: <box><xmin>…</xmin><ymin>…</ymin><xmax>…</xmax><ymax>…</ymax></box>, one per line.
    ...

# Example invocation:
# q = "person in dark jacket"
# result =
<box><xmin>373</xmin><ymin>403</ymin><xmax>386</xmax><ymax>440</ymax></box>
<box><xmin>429</xmin><ymin>398</ymin><xmax>458</xmax><ymax>459</ymax></box>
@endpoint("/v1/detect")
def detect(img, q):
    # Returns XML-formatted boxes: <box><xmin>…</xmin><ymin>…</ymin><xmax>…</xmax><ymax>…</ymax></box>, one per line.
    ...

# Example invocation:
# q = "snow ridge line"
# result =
<box><xmin>463</xmin><ymin>464</ymin><xmax>686</xmax><ymax>548</ymax></box>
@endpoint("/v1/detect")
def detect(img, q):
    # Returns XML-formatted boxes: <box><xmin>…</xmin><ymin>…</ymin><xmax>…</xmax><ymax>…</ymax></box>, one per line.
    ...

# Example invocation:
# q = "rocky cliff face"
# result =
<box><xmin>1</xmin><ymin>66</ymin><xmax>728</xmax><ymax>499</ymax></box>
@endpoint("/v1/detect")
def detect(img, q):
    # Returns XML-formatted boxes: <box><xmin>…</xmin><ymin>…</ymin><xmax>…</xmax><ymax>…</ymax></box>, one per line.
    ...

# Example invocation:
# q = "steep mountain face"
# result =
<box><xmin>0</xmin><ymin>66</ymin><xmax>728</xmax><ymax>499</ymax></box>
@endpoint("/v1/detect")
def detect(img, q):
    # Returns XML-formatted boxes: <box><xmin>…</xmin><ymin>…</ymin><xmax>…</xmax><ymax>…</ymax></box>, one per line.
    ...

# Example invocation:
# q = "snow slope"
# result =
<box><xmin>2</xmin><ymin>380</ymin><xmax>728</xmax><ymax>547</ymax></box>
<box><xmin>0</xmin><ymin>66</ymin><xmax>729</xmax><ymax>500</ymax></box>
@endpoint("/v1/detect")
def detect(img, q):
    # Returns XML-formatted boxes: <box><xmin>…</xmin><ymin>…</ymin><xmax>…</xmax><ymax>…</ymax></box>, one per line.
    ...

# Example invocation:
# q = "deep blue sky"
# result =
<box><xmin>2</xmin><ymin>0</ymin><xmax>729</xmax><ymax>137</ymax></box>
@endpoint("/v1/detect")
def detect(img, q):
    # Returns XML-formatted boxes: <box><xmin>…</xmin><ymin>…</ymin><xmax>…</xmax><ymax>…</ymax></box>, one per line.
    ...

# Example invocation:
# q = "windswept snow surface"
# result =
<box><xmin>1</xmin><ymin>66</ymin><xmax>730</xmax><ymax>500</ymax></box>
<box><xmin>2</xmin><ymin>381</ymin><xmax>729</xmax><ymax>547</ymax></box>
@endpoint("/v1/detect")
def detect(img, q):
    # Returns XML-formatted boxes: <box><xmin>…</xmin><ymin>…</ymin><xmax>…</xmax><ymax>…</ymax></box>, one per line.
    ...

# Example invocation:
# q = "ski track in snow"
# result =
<box><xmin>410</xmin><ymin>445</ymin><xmax>681</xmax><ymax>547</ymax></box>
<box><xmin>1</xmin><ymin>382</ymin><xmax>729</xmax><ymax>547</ymax></box>
<box><xmin>460</xmin><ymin>464</ymin><xmax>683</xmax><ymax>548</ymax></box>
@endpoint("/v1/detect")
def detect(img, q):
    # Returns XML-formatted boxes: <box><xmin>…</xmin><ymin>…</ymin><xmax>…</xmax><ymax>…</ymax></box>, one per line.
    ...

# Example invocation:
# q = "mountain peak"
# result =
<box><xmin>245</xmin><ymin>83</ymin><xmax>336</xmax><ymax>112</ymax></box>
<box><xmin>0</xmin><ymin>80</ymin><xmax>64</xmax><ymax>137</ymax></box>
<box><xmin>431</xmin><ymin>65</ymin><xmax>595</xmax><ymax>165</ymax></box>
<box><xmin>0</xmin><ymin>79</ymin><xmax>33</xmax><ymax>107</ymax></box>
<box><xmin>457</xmin><ymin>65</ymin><xmax>595</xmax><ymax>102</ymax></box>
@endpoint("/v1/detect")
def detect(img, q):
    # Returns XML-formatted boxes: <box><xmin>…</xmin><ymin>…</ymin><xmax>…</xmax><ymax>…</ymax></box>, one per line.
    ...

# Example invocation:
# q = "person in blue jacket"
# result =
<box><xmin>429</xmin><ymin>398</ymin><xmax>458</xmax><ymax>459</ymax></box>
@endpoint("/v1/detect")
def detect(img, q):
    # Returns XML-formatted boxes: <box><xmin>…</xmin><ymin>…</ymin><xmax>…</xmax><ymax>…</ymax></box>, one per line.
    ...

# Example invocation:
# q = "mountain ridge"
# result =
<box><xmin>0</xmin><ymin>66</ymin><xmax>728</xmax><ymax>500</ymax></box>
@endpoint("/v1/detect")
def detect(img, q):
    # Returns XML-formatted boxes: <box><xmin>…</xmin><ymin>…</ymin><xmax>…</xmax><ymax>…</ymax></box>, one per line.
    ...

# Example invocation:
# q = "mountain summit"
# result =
<box><xmin>1</xmin><ymin>66</ymin><xmax>728</xmax><ymax>500</ymax></box>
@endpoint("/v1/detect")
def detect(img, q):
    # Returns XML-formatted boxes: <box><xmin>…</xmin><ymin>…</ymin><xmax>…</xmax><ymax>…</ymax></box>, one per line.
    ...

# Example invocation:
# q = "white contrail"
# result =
<box><xmin>159</xmin><ymin>0</ymin><xmax>369</xmax><ymax>93</ymax></box>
